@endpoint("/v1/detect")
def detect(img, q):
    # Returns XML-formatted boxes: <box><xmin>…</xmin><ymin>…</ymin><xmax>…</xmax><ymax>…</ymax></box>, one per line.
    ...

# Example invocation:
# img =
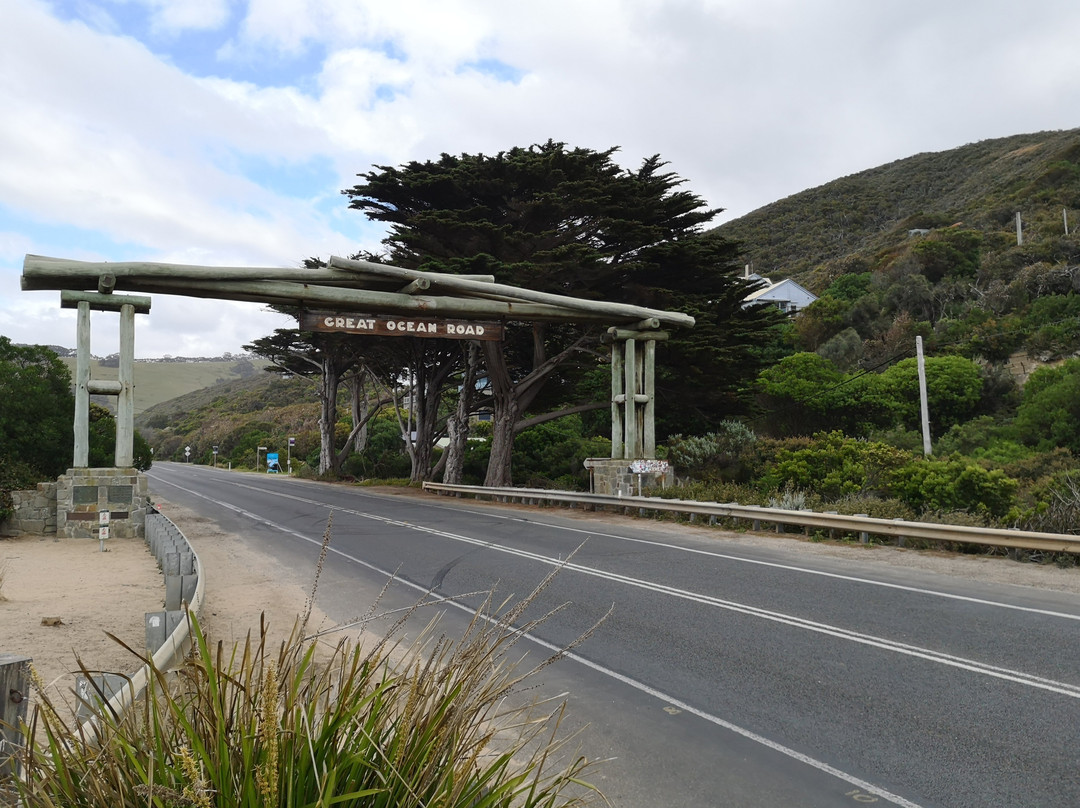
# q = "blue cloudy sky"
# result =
<box><xmin>3</xmin><ymin>0</ymin><xmax>1080</xmax><ymax>357</ymax></box>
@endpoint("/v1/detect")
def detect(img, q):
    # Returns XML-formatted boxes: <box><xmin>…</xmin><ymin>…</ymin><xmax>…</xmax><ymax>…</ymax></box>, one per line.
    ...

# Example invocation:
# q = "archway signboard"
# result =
<box><xmin>22</xmin><ymin>252</ymin><xmax>694</xmax><ymax>520</ymax></box>
<box><xmin>299</xmin><ymin>310</ymin><xmax>504</xmax><ymax>341</ymax></box>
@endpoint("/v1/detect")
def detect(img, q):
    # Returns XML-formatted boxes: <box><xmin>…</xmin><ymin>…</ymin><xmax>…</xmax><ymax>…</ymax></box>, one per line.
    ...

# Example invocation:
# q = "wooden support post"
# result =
<box><xmin>115</xmin><ymin>302</ymin><xmax>135</xmax><ymax>467</ymax></box>
<box><xmin>74</xmin><ymin>301</ymin><xmax>91</xmax><ymax>468</ymax></box>
<box><xmin>611</xmin><ymin>342</ymin><xmax>624</xmax><ymax>459</ymax></box>
<box><xmin>644</xmin><ymin>338</ymin><xmax>656</xmax><ymax>458</ymax></box>
<box><xmin>623</xmin><ymin>337</ymin><xmax>637</xmax><ymax>459</ymax></box>
<box><xmin>1</xmin><ymin>653</ymin><xmax>31</xmax><ymax>780</ymax></box>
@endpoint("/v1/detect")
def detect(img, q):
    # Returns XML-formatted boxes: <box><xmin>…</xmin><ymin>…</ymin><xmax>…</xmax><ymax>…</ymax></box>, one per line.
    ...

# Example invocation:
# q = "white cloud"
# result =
<box><xmin>4</xmin><ymin>0</ymin><xmax>1080</xmax><ymax>357</ymax></box>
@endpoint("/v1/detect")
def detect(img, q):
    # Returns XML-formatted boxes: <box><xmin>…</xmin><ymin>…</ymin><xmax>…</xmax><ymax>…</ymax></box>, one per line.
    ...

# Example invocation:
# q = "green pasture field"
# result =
<box><xmin>60</xmin><ymin>358</ymin><xmax>271</xmax><ymax>415</ymax></box>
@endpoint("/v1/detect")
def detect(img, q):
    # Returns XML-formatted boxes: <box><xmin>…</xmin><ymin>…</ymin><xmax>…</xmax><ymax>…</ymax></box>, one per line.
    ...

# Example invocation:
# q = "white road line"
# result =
<box><xmin>189</xmin><ymin>468</ymin><xmax>1080</xmax><ymax>624</ymax></box>
<box><xmin>377</xmin><ymin>489</ymin><xmax>1080</xmax><ymax>623</ymax></box>
<box><xmin>148</xmin><ymin>470</ymin><xmax>926</xmax><ymax>808</ymax></box>
<box><xmin>151</xmin><ymin>471</ymin><xmax>1080</xmax><ymax>698</ymax></box>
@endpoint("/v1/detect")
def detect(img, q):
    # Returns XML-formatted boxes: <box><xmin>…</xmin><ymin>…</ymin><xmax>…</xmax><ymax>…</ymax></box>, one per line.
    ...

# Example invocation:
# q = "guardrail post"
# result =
<box><xmin>856</xmin><ymin>514</ymin><xmax>869</xmax><ymax>543</ymax></box>
<box><xmin>75</xmin><ymin>673</ymin><xmax>129</xmax><ymax>725</ymax></box>
<box><xmin>1</xmin><ymin>653</ymin><xmax>31</xmax><ymax>780</ymax></box>
<box><xmin>145</xmin><ymin>610</ymin><xmax>186</xmax><ymax>654</ymax></box>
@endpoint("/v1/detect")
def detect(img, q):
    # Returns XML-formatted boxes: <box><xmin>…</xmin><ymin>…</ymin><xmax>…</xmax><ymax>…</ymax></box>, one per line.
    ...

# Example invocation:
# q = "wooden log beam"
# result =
<box><xmin>24</xmin><ymin>254</ymin><xmax>695</xmax><ymax>329</ymax></box>
<box><xmin>60</xmin><ymin>290</ymin><xmax>152</xmax><ymax>314</ymax></box>
<box><xmin>22</xmin><ymin>255</ymin><xmax>494</xmax><ymax>291</ymax></box>
<box><xmin>120</xmin><ymin>278</ymin><xmax>645</xmax><ymax>324</ymax></box>
<box><xmin>328</xmin><ymin>255</ymin><xmax>695</xmax><ymax>329</ymax></box>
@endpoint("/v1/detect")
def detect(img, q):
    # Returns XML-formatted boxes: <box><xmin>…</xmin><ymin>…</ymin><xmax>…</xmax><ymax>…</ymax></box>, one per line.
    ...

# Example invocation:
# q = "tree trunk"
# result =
<box><xmin>485</xmin><ymin>398</ymin><xmax>518</xmax><ymax>487</ymax></box>
<box><xmin>443</xmin><ymin>343</ymin><xmax>480</xmax><ymax>484</ymax></box>
<box><xmin>318</xmin><ymin>355</ymin><xmax>340</xmax><ymax>476</ymax></box>
<box><xmin>348</xmin><ymin>371</ymin><xmax>370</xmax><ymax>454</ymax></box>
<box><xmin>480</xmin><ymin>332</ymin><xmax>596</xmax><ymax>487</ymax></box>
<box><xmin>482</xmin><ymin>340</ymin><xmax>519</xmax><ymax>487</ymax></box>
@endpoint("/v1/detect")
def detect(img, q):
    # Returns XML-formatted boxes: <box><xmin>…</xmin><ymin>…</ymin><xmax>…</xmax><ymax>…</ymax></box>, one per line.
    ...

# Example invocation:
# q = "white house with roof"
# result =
<box><xmin>741</xmin><ymin>270</ymin><xmax>817</xmax><ymax>315</ymax></box>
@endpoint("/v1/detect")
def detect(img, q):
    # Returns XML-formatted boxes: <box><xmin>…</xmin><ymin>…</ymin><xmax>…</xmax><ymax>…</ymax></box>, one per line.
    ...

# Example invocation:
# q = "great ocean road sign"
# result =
<box><xmin>300</xmin><ymin>311</ymin><xmax>503</xmax><ymax>341</ymax></box>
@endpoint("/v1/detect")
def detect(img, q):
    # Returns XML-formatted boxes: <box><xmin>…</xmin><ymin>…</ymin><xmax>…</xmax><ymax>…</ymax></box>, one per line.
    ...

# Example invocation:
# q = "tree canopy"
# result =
<box><xmin>343</xmin><ymin>140</ymin><xmax>787</xmax><ymax>483</ymax></box>
<box><xmin>0</xmin><ymin>336</ymin><xmax>74</xmax><ymax>479</ymax></box>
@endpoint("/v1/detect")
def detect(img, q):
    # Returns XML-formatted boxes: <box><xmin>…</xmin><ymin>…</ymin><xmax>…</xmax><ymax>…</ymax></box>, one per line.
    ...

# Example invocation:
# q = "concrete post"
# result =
<box><xmin>916</xmin><ymin>336</ymin><xmax>932</xmax><ymax>457</ymax></box>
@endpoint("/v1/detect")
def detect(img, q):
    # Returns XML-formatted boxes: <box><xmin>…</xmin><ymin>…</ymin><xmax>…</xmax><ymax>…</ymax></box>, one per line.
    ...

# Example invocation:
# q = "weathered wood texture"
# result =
<box><xmin>1</xmin><ymin>653</ymin><xmax>31</xmax><ymax>779</ymax></box>
<box><xmin>23</xmin><ymin>254</ymin><xmax>695</xmax><ymax>329</ymax></box>
<box><xmin>24</xmin><ymin>253</ymin><xmax>691</xmax><ymax>463</ymax></box>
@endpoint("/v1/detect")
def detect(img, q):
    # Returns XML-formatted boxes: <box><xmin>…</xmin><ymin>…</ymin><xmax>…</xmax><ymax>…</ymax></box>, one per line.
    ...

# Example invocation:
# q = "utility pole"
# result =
<box><xmin>917</xmin><ymin>336</ymin><xmax>932</xmax><ymax>457</ymax></box>
<box><xmin>1016</xmin><ymin>212</ymin><xmax>1023</xmax><ymax>246</ymax></box>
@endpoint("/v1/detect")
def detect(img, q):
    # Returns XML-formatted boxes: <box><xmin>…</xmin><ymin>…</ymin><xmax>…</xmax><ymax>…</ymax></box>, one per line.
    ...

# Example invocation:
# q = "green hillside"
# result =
<box><xmin>60</xmin><ymin>357</ymin><xmax>270</xmax><ymax>415</ymax></box>
<box><xmin>135</xmin><ymin>372</ymin><xmax>322</xmax><ymax>469</ymax></box>
<box><xmin>712</xmin><ymin>128</ymin><xmax>1080</xmax><ymax>372</ymax></box>
<box><xmin>716</xmin><ymin>128</ymin><xmax>1080</xmax><ymax>286</ymax></box>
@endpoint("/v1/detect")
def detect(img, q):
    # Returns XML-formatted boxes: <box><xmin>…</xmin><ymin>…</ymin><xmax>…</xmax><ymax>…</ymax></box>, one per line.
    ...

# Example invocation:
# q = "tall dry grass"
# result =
<box><xmin>8</xmin><ymin>532</ymin><xmax>606</xmax><ymax>808</ymax></box>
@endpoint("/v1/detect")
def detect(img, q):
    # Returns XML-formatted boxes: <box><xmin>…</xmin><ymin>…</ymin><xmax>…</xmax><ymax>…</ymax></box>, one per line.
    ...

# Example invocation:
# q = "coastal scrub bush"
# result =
<box><xmin>665</xmin><ymin>421</ymin><xmax>757</xmax><ymax>482</ymax></box>
<box><xmin>16</xmin><ymin>598</ymin><xmax>602</xmax><ymax>807</ymax></box>
<box><xmin>1013</xmin><ymin>359</ymin><xmax>1080</xmax><ymax>452</ymax></box>
<box><xmin>889</xmin><ymin>458</ymin><xmax>1018</xmax><ymax>518</ymax></box>
<box><xmin>513</xmin><ymin>416</ymin><xmax>611</xmax><ymax>490</ymax></box>
<box><xmin>758</xmin><ymin>431</ymin><xmax>912</xmax><ymax>500</ymax></box>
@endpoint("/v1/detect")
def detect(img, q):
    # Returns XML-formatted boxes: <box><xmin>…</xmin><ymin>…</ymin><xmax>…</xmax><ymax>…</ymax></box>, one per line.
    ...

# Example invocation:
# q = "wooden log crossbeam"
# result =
<box><xmin>22</xmin><ymin>255</ymin><xmax>693</xmax><ymax>330</ymax></box>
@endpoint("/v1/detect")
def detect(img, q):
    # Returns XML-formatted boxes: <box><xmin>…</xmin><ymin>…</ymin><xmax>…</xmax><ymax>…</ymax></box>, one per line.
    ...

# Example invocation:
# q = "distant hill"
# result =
<box><xmin>715</xmin><ymin>128</ymin><xmax>1080</xmax><ymax>289</ymax></box>
<box><xmin>712</xmin><ymin>128</ymin><xmax>1080</xmax><ymax>372</ymax></box>
<box><xmin>60</xmin><ymin>356</ymin><xmax>271</xmax><ymax>415</ymax></box>
<box><xmin>135</xmin><ymin>372</ymin><xmax>321</xmax><ymax>467</ymax></box>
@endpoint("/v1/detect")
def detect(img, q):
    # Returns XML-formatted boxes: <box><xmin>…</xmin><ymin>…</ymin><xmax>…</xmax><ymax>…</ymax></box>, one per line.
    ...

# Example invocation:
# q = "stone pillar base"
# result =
<box><xmin>5</xmin><ymin>481</ymin><xmax>58</xmax><ymax>536</ymax></box>
<box><xmin>56</xmin><ymin>468</ymin><xmax>148</xmax><ymax>539</ymax></box>
<box><xmin>584</xmin><ymin>458</ymin><xmax>674</xmax><ymax>496</ymax></box>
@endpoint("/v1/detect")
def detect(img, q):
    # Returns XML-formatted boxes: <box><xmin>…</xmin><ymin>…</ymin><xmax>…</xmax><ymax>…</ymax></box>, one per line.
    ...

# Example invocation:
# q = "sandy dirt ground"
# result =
<box><xmin>3</xmin><ymin>490</ymin><xmax>1078</xmax><ymax>725</ymax></box>
<box><xmin>0</xmin><ymin>497</ymin><xmax>345</xmax><ymax>725</ymax></box>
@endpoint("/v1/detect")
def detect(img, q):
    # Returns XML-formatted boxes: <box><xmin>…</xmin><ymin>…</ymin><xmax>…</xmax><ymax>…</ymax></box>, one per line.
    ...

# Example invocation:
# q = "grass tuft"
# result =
<box><xmin>10</xmin><ymin>576</ymin><xmax>605</xmax><ymax>807</ymax></box>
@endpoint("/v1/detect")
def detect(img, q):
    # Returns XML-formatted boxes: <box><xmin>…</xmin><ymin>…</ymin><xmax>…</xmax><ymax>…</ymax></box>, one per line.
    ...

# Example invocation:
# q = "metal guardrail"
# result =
<box><xmin>422</xmin><ymin>482</ymin><xmax>1080</xmax><ymax>555</ymax></box>
<box><xmin>81</xmin><ymin>510</ymin><xmax>204</xmax><ymax>741</ymax></box>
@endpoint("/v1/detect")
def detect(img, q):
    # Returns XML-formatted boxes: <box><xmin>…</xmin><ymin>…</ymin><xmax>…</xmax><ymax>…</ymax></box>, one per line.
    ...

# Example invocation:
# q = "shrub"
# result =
<box><xmin>759</xmin><ymin>431</ymin><xmax>912</xmax><ymax>500</ymax></box>
<box><xmin>665</xmin><ymin>422</ymin><xmax>757</xmax><ymax>482</ymax></box>
<box><xmin>1014</xmin><ymin>469</ymin><xmax>1080</xmax><ymax>534</ymax></box>
<box><xmin>17</xmin><ymin>600</ymin><xmax>601</xmax><ymax>807</ymax></box>
<box><xmin>889</xmin><ymin>458</ymin><xmax>1018</xmax><ymax>518</ymax></box>
<box><xmin>511</xmin><ymin>416</ymin><xmax>610</xmax><ymax>491</ymax></box>
<box><xmin>0</xmin><ymin>338</ymin><xmax>74</xmax><ymax>480</ymax></box>
<box><xmin>653</xmin><ymin>480</ymin><xmax>768</xmax><ymax>508</ymax></box>
<box><xmin>1013</xmin><ymin>360</ymin><xmax>1080</xmax><ymax>452</ymax></box>
<box><xmin>875</xmin><ymin>355</ymin><xmax>984</xmax><ymax>435</ymax></box>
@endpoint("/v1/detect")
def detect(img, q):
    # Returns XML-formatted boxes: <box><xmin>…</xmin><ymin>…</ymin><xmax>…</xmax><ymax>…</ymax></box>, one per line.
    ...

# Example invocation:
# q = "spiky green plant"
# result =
<box><xmin>13</xmin><ymin>579</ymin><xmax>604</xmax><ymax>808</ymax></box>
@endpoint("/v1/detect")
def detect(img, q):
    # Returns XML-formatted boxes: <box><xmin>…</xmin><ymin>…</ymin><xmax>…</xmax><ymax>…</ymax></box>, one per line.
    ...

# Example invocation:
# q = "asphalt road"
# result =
<box><xmin>146</xmin><ymin>462</ymin><xmax>1080</xmax><ymax>808</ymax></box>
